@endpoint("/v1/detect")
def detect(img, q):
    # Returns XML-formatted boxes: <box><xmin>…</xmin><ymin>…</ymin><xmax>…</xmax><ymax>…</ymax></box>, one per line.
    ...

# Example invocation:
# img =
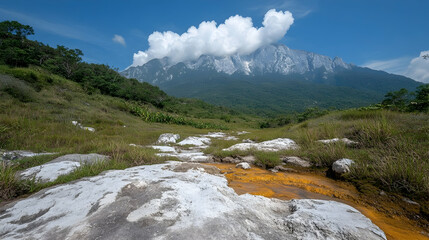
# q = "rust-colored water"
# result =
<box><xmin>208</xmin><ymin>163</ymin><xmax>429</xmax><ymax>240</ymax></box>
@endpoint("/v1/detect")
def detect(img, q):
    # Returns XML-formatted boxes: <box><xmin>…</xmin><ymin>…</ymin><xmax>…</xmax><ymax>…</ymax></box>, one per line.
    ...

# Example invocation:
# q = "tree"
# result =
<box><xmin>44</xmin><ymin>45</ymin><xmax>83</xmax><ymax>78</ymax></box>
<box><xmin>409</xmin><ymin>84</ymin><xmax>429</xmax><ymax>112</ymax></box>
<box><xmin>0</xmin><ymin>21</ymin><xmax>34</xmax><ymax>39</ymax></box>
<box><xmin>381</xmin><ymin>88</ymin><xmax>410</xmax><ymax>111</ymax></box>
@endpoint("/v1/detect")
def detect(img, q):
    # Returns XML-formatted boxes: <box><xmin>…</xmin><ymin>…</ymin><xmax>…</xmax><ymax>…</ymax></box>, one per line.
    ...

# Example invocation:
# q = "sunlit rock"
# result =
<box><xmin>332</xmin><ymin>158</ymin><xmax>355</xmax><ymax>174</ymax></box>
<box><xmin>223</xmin><ymin>138</ymin><xmax>298</xmax><ymax>152</ymax></box>
<box><xmin>236</xmin><ymin>162</ymin><xmax>251</xmax><ymax>170</ymax></box>
<box><xmin>0</xmin><ymin>162</ymin><xmax>386</xmax><ymax>240</ymax></box>
<box><xmin>156</xmin><ymin>133</ymin><xmax>180</xmax><ymax>144</ymax></box>
<box><xmin>18</xmin><ymin>153</ymin><xmax>109</xmax><ymax>182</ymax></box>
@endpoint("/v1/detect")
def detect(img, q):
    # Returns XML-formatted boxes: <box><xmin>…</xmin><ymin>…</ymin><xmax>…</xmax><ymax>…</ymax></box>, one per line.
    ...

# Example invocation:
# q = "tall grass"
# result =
<box><xmin>127</xmin><ymin>103</ymin><xmax>228</xmax><ymax>130</ymax></box>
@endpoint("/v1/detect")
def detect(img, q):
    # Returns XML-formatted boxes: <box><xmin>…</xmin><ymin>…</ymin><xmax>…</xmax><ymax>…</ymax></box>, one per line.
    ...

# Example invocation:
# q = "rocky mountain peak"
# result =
<box><xmin>121</xmin><ymin>44</ymin><xmax>352</xmax><ymax>83</ymax></box>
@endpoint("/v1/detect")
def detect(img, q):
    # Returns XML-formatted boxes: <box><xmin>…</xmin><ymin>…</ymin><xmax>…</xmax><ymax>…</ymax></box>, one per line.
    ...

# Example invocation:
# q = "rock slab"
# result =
<box><xmin>18</xmin><ymin>153</ymin><xmax>109</xmax><ymax>182</ymax></box>
<box><xmin>223</xmin><ymin>138</ymin><xmax>298</xmax><ymax>152</ymax></box>
<box><xmin>1</xmin><ymin>162</ymin><xmax>385</xmax><ymax>240</ymax></box>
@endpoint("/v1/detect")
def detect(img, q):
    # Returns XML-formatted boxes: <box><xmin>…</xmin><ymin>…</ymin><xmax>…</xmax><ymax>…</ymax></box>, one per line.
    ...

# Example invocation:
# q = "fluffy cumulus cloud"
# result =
<box><xmin>131</xmin><ymin>9</ymin><xmax>294</xmax><ymax>67</ymax></box>
<box><xmin>113</xmin><ymin>34</ymin><xmax>126</xmax><ymax>46</ymax></box>
<box><xmin>405</xmin><ymin>51</ymin><xmax>429</xmax><ymax>83</ymax></box>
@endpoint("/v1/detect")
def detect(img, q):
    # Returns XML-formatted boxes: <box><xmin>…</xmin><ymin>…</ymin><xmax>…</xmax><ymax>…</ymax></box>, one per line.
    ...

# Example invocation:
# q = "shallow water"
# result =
<box><xmin>208</xmin><ymin>163</ymin><xmax>429</xmax><ymax>240</ymax></box>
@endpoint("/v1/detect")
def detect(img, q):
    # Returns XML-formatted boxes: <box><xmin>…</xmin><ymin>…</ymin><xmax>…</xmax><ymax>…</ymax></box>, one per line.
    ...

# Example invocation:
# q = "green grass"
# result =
<box><xmin>254</xmin><ymin>151</ymin><xmax>282</xmax><ymax>168</ymax></box>
<box><xmin>127</xmin><ymin>102</ymin><xmax>228</xmax><ymax>130</ymax></box>
<box><xmin>0</xmin><ymin>67</ymin><xmax>242</xmax><ymax>201</ymax></box>
<box><xmin>212</xmin><ymin>109</ymin><xmax>429</xmax><ymax>201</ymax></box>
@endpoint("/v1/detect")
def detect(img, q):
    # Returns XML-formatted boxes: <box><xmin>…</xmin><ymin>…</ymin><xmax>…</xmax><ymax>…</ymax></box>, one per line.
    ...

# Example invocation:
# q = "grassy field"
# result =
<box><xmin>206</xmin><ymin>110</ymin><xmax>429</xmax><ymax>203</ymax></box>
<box><xmin>1</xmin><ymin>66</ymin><xmax>428</xmax><ymax>218</ymax></box>
<box><xmin>0</xmin><ymin>67</ymin><xmax>253</xmax><ymax>200</ymax></box>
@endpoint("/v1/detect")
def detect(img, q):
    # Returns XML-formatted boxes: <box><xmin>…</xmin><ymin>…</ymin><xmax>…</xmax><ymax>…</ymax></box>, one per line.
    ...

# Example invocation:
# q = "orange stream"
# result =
<box><xmin>207</xmin><ymin>163</ymin><xmax>429</xmax><ymax>240</ymax></box>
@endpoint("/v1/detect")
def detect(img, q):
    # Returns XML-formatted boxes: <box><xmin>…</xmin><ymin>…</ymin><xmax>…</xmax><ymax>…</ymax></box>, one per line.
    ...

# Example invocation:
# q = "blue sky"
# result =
<box><xmin>0</xmin><ymin>0</ymin><xmax>428</xmax><ymax>81</ymax></box>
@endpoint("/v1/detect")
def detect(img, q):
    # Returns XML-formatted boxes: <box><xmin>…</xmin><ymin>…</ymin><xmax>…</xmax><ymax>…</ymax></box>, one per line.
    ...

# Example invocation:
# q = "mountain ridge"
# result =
<box><xmin>121</xmin><ymin>44</ymin><xmax>421</xmax><ymax>116</ymax></box>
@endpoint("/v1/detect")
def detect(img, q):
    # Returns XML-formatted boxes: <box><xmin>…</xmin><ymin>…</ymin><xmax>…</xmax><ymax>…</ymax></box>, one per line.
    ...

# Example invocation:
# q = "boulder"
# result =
<box><xmin>332</xmin><ymin>158</ymin><xmax>355</xmax><ymax>174</ymax></box>
<box><xmin>282</xmin><ymin>156</ymin><xmax>312</xmax><ymax>167</ymax></box>
<box><xmin>0</xmin><ymin>162</ymin><xmax>385</xmax><ymax>240</ymax></box>
<box><xmin>156</xmin><ymin>133</ymin><xmax>180</xmax><ymax>144</ymax></box>
<box><xmin>236</xmin><ymin>162</ymin><xmax>251</xmax><ymax>170</ymax></box>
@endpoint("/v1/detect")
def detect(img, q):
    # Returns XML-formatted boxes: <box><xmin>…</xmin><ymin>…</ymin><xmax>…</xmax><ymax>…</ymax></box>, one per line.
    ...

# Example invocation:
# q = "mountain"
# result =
<box><xmin>121</xmin><ymin>44</ymin><xmax>421</xmax><ymax>116</ymax></box>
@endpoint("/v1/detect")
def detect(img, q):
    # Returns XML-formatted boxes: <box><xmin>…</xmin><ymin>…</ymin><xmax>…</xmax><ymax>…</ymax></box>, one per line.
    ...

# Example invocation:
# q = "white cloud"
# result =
<box><xmin>131</xmin><ymin>9</ymin><xmax>294</xmax><ymax>67</ymax></box>
<box><xmin>362</xmin><ymin>51</ymin><xmax>429</xmax><ymax>83</ymax></box>
<box><xmin>112</xmin><ymin>34</ymin><xmax>126</xmax><ymax>46</ymax></box>
<box><xmin>405</xmin><ymin>51</ymin><xmax>429</xmax><ymax>83</ymax></box>
<box><xmin>362</xmin><ymin>57</ymin><xmax>410</xmax><ymax>75</ymax></box>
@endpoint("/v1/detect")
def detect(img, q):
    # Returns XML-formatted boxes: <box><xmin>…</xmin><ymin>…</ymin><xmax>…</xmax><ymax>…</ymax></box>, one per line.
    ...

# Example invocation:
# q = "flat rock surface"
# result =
<box><xmin>0</xmin><ymin>162</ymin><xmax>385</xmax><ymax>240</ymax></box>
<box><xmin>177</xmin><ymin>136</ymin><xmax>211</xmax><ymax>147</ymax></box>
<box><xmin>223</xmin><ymin>138</ymin><xmax>298</xmax><ymax>152</ymax></box>
<box><xmin>18</xmin><ymin>154</ymin><xmax>109</xmax><ymax>182</ymax></box>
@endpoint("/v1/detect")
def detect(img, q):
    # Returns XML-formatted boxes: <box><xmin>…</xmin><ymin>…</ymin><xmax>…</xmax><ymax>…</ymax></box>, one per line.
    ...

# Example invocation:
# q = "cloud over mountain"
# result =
<box><xmin>363</xmin><ymin>51</ymin><xmax>429</xmax><ymax>83</ymax></box>
<box><xmin>406</xmin><ymin>50</ymin><xmax>429</xmax><ymax>83</ymax></box>
<box><xmin>131</xmin><ymin>9</ymin><xmax>294</xmax><ymax>67</ymax></box>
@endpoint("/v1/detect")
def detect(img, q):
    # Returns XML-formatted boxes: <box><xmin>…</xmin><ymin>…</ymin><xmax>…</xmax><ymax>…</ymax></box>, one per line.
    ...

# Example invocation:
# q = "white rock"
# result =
<box><xmin>156</xmin><ymin>133</ymin><xmax>180</xmax><ymax>144</ymax></box>
<box><xmin>223</xmin><ymin>138</ymin><xmax>298</xmax><ymax>152</ymax></box>
<box><xmin>177</xmin><ymin>136</ymin><xmax>211</xmax><ymax>147</ymax></box>
<box><xmin>282</xmin><ymin>156</ymin><xmax>312</xmax><ymax>167</ymax></box>
<box><xmin>19</xmin><ymin>161</ymin><xmax>81</xmax><ymax>182</ymax></box>
<box><xmin>0</xmin><ymin>162</ymin><xmax>385</xmax><ymax>240</ymax></box>
<box><xmin>332</xmin><ymin>158</ymin><xmax>355</xmax><ymax>174</ymax></box>
<box><xmin>318</xmin><ymin>138</ymin><xmax>358</xmax><ymax>145</ymax></box>
<box><xmin>236</xmin><ymin>131</ymin><xmax>250</xmax><ymax>135</ymax></box>
<box><xmin>151</xmin><ymin>146</ymin><xmax>177</xmax><ymax>153</ymax></box>
<box><xmin>203</xmin><ymin>132</ymin><xmax>238</xmax><ymax>141</ymax></box>
<box><xmin>71</xmin><ymin>121</ymin><xmax>95</xmax><ymax>132</ymax></box>
<box><xmin>236</xmin><ymin>162</ymin><xmax>251</xmax><ymax>170</ymax></box>
<box><xmin>1</xmin><ymin>150</ymin><xmax>55</xmax><ymax>161</ymax></box>
<box><xmin>18</xmin><ymin>154</ymin><xmax>109</xmax><ymax>182</ymax></box>
<box><xmin>156</xmin><ymin>151</ymin><xmax>210</xmax><ymax>162</ymax></box>
<box><xmin>82</xmin><ymin>127</ymin><xmax>95</xmax><ymax>132</ymax></box>
<box><xmin>204</xmin><ymin>132</ymin><xmax>227</xmax><ymax>138</ymax></box>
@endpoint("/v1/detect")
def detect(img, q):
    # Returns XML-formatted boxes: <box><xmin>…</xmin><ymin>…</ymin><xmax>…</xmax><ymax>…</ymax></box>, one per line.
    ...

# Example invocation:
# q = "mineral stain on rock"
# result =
<box><xmin>208</xmin><ymin>163</ymin><xmax>429</xmax><ymax>240</ymax></box>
